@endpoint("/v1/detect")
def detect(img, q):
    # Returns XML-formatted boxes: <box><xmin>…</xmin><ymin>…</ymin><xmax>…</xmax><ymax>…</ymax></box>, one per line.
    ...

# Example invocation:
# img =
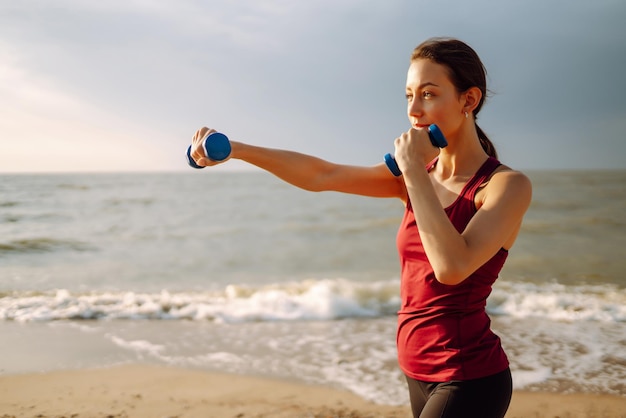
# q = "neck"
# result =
<box><xmin>436</xmin><ymin>123</ymin><xmax>489</xmax><ymax>179</ymax></box>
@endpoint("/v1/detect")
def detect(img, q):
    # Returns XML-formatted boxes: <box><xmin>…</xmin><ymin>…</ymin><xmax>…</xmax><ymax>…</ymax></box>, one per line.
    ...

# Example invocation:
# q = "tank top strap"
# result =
<box><xmin>426</xmin><ymin>157</ymin><xmax>439</xmax><ymax>172</ymax></box>
<box><xmin>462</xmin><ymin>157</ymin><xmax>502</xmax><ymax>200</ymax></box>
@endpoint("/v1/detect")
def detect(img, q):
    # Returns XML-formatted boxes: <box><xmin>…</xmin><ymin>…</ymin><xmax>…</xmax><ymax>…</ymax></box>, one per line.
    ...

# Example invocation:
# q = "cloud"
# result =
<box><xmin>0</xmin><ymin>40</ymin><xmax>173</xmax><ymax>172</ymax></box>
<box><xmin>1</xmin><ymin>0</ymin><xmax>625</xmax><ymax>172</ymax></box>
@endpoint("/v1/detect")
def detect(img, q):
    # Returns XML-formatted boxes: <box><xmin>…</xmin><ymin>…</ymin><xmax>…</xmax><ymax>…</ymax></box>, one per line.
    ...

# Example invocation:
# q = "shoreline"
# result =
<box><xmin>1</xmin><ymin>365</ymin><xmax>624</xmax><ymax>418</ymax></box>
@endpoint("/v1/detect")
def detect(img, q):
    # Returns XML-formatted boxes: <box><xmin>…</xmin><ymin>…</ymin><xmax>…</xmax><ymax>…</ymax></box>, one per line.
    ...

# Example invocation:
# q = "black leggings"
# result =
<box><xmin>405</xmin><ymin>368</ymin><xmax>512</xmax><ymax>418</ymax></box>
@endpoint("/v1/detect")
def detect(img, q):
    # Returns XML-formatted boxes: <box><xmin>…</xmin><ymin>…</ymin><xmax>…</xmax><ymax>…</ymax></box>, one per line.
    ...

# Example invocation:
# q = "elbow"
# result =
<box><xmin>430</xmin><ymin>241</ymin><xmax>476</xmax><ymax>285</ymax></box>
<box><xmin>302</xmin><ymin>166</ymin><xmax>339</xmax><ymax>192</ymax></box>
<box><xmin>300</xmin><ymin>180</ymin><xmax>326</xmax><ymax>193</ymax></box>
<box><xmin>433</xmin><ymin>264</ymin><xmax>470</xmax><ymax>286</ymax></box>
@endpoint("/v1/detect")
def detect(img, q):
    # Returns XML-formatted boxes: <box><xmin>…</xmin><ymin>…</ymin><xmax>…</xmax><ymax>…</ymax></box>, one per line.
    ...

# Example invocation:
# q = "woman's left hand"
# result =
<box><xmin>393</xmin><ymin>128</ymin><xmax>440</xmax><ymax>174</ymax></box>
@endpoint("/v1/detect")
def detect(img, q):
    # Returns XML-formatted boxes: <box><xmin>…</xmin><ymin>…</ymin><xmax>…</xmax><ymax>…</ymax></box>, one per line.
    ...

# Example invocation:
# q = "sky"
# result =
<box><xmin>1</xmin><ymin>0</ymin><xmax>625</xmax><ymax>173</ymax></box>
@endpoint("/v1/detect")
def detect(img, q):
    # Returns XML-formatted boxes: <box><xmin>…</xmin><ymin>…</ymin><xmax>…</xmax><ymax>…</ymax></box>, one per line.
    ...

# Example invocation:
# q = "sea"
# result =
<box><xmin>1</xmin><ymin>169</ymin><xmax>625</xmax><ymax>405</ymax></box>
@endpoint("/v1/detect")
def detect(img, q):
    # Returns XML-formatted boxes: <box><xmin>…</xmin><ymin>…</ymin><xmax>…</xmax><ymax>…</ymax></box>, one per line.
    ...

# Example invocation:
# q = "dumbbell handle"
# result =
<box><xmin>186</xmin><ymin>132</ymin><xmax>232</xmax><ymax>169</ymax></box>
<box><xmin>384</xmin><ymin>125</ymin><xmax>447</xmax><ymax>176</ymax></box>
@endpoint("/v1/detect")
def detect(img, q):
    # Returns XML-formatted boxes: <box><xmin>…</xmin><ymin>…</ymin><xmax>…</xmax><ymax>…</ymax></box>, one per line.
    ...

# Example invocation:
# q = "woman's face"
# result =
<box><xmin>405</xmin><ymin>59</ymin><xmax>464</xmax><ymax>135</ymax></box>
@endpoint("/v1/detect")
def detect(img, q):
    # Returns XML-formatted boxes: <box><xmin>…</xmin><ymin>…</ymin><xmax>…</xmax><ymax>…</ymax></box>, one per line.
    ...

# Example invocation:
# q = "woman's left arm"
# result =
<box><xmin>404</xmin><ymin>167</ymin><xmax>532</xmax><ymax>285</ymax></box>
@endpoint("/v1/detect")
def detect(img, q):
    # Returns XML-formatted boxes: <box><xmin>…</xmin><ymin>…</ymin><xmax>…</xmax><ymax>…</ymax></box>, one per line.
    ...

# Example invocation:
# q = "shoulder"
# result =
<box><xmin>492</xmin><ymin>165</ymin><xmax>532</xmax><ymax>190</ymax></box>
<box><xmin>479</xmin><ymin>164</ymin><xmax>532</xmax><ymax>209</ymax></box>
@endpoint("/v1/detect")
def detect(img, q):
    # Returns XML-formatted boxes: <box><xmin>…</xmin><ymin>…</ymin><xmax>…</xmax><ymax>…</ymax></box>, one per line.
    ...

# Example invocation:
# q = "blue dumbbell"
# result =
<box><xmin>186</xmin><ymin>132</ymin><xmax>232</xmax><ymax>169</ymax></box>
<box><xmin>384</xmin><ymin>125</ymin><xmax>447</xmax><ymax>176</ymax></box>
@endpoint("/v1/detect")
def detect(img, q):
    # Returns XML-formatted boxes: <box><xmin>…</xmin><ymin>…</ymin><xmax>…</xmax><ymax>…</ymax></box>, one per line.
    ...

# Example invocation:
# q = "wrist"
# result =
<box><xmin>229</xmin><ymin>141</ymin><xmax>245</xmax><ymax>160</ymax></box>
<box><xmin>402</xmin><ymin>164</ymin><xmax>430</xmax><ymax>187</ymax></box>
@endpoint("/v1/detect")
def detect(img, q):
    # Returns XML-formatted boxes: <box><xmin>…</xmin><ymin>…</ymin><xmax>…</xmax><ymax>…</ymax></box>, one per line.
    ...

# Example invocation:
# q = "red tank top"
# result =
<box><xmin>396</xmin><ymin>157</ymin><xmax>509</xmax><ymax>382</ymax></box>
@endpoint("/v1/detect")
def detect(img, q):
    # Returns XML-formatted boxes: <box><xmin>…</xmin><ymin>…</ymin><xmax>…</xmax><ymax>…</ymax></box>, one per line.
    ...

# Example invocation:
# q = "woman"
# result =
<box><xmin>189</xmin><ymin>37</ymin><xmax>532</xmax><ymax>418</ymax></box>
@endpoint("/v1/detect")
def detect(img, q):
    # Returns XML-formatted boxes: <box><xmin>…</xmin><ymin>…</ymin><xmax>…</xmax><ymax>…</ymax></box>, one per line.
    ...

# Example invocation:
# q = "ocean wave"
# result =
<box><xmin>0</xmin><ymin>280</ymin><xmax>400</xmax><ymax>322</ymax></box>
<box><xmin>0</xmin><ymin>237</ymin><xmax>94</xmax><ymax>254</ymax></box>
<box><xmin>489</xmin><ymin>281</ymin><xmax>626</xmax><ymax>322</ymax></box>
<box><xmin>57</xmin><ymin>183</ymin><xmax>90</xmax><ymax>190</ymax></box>
<box><xmin>105</xmin><ymin>197</ymin><xmax>156</xmax><ymax>207</ymax></box>
<box><xmin>1</xmin><ymin>214</ymin><xmax>21</xmax><ymax>223</ymax></box>
<box><xmin>1</xmin><ymin>279</ymin><xmax>624</xmax><ymax>323</ymax></box>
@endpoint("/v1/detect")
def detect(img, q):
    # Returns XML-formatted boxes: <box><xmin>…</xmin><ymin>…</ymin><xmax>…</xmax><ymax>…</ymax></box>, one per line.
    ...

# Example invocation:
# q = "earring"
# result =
<box><xmin>464</xmin><ymin>111</ymin><xmax>469</xmax><ymax>119</ymax></box>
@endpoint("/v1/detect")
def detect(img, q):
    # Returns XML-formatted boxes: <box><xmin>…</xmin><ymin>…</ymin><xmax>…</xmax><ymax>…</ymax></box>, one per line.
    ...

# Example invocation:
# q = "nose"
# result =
<box><xmin>407</xmin><ymin>97</ymin><xmax>422</xmax><ymax>119</ymax></box>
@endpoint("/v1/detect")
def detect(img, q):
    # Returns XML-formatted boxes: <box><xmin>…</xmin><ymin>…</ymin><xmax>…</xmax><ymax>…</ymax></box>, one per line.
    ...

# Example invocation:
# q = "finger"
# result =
<box><xmin>190</xmin><ymin>144</ymin><xmax>205</xmax><ymax>161</ymax></box>
<box><xmin>190</xmin><ymin>128</ymin><xmax>209</xmax><ymax>159</ymax></box>
<box><xmin>193</xmin><ymin>127</ymin><xmax>209</xmax><ymax>141</ymax></box>
<box><xmin>196</xmin><ymin>127</ymin><xmax>216</xmax><ymax>143</ymax></box>
<box><xmin>192</xmin><ymin>128</ymin><xmax>218</xmax><ymax>158</ymax></box>
<box><xmin>198</xmin><ymin>157</ymin><xmax>218</xmax><ymax>167</ymax></box>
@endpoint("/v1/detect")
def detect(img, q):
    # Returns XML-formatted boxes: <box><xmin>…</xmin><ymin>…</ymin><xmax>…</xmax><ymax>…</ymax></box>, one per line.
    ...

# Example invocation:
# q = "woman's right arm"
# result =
<box><xmin>233</xmin><ymin>141</ymin><xmax>405</xmax><ymax>198</ymax></box>
<box><xmin>190</xmin><ymin>127</ymin><xmax>405</xmax><ymax>199</ymax></box>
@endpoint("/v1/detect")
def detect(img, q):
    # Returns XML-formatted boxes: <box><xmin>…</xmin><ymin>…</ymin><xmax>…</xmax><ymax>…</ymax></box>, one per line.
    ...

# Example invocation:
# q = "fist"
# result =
<box><xmin>394</xmin><ymin>128</ymin><xmax>440</xmax><ymax>173</ymax></box>
<box><xmin>189</xmin><ymin>127</ymin><xmax>219</xmax><ymax>167</ymax></box>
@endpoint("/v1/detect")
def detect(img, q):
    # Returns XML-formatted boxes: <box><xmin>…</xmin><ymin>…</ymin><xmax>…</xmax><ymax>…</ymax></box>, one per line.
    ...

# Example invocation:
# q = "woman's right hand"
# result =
<box><xmin>189</xmin><ymin>126</ymin><xmax>228</xmax><ymax>167</ymax></box>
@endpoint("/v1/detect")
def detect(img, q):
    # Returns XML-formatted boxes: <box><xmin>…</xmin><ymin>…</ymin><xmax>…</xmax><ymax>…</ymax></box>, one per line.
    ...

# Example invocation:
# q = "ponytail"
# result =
<box><xmin>475</xmin><ymin>123</ymin><xmax>498</xmax><ymax>159</ymax></box>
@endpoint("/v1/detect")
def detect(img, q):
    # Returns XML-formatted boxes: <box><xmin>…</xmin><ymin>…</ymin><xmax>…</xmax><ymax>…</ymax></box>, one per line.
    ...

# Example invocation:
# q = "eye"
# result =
<box><xmin>423</xmin><ymin>91</ymin><xmax>434</xmax><ymax>99</ymax></box>
<box><xmin>405</xmin><ymin>93</ymin><xmax>413</xmax><ymax>101</ymax></box>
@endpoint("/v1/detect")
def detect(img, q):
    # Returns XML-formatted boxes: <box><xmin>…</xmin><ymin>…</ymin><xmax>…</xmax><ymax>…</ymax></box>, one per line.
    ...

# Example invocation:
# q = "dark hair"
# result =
<box><xmin>411</xmin><ymin>38</ymin><xmax>497</xmax><ymax>159</ymax></box>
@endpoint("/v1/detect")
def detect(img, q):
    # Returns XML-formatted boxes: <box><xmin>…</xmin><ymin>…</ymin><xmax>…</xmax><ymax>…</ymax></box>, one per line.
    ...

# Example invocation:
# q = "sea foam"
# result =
<box><xmin>0</xmin><ymin>279</ymin><xmax>623</xmax><ymax>323</ymax></box>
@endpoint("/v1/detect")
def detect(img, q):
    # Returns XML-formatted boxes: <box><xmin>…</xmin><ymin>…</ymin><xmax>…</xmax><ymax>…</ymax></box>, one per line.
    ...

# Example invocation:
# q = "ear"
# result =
<box><xmin>461</xmin><ymin>87</ymin><xmax>482</xmax><ymax>115</ymax></box>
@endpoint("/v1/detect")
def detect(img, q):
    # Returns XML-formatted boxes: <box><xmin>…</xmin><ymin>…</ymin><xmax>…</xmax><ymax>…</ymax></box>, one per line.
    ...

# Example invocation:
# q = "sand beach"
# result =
<box><xmin>1</xmin><ymin>364</ymin><xmax>625</xmax><ymax>418</ymax></box>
